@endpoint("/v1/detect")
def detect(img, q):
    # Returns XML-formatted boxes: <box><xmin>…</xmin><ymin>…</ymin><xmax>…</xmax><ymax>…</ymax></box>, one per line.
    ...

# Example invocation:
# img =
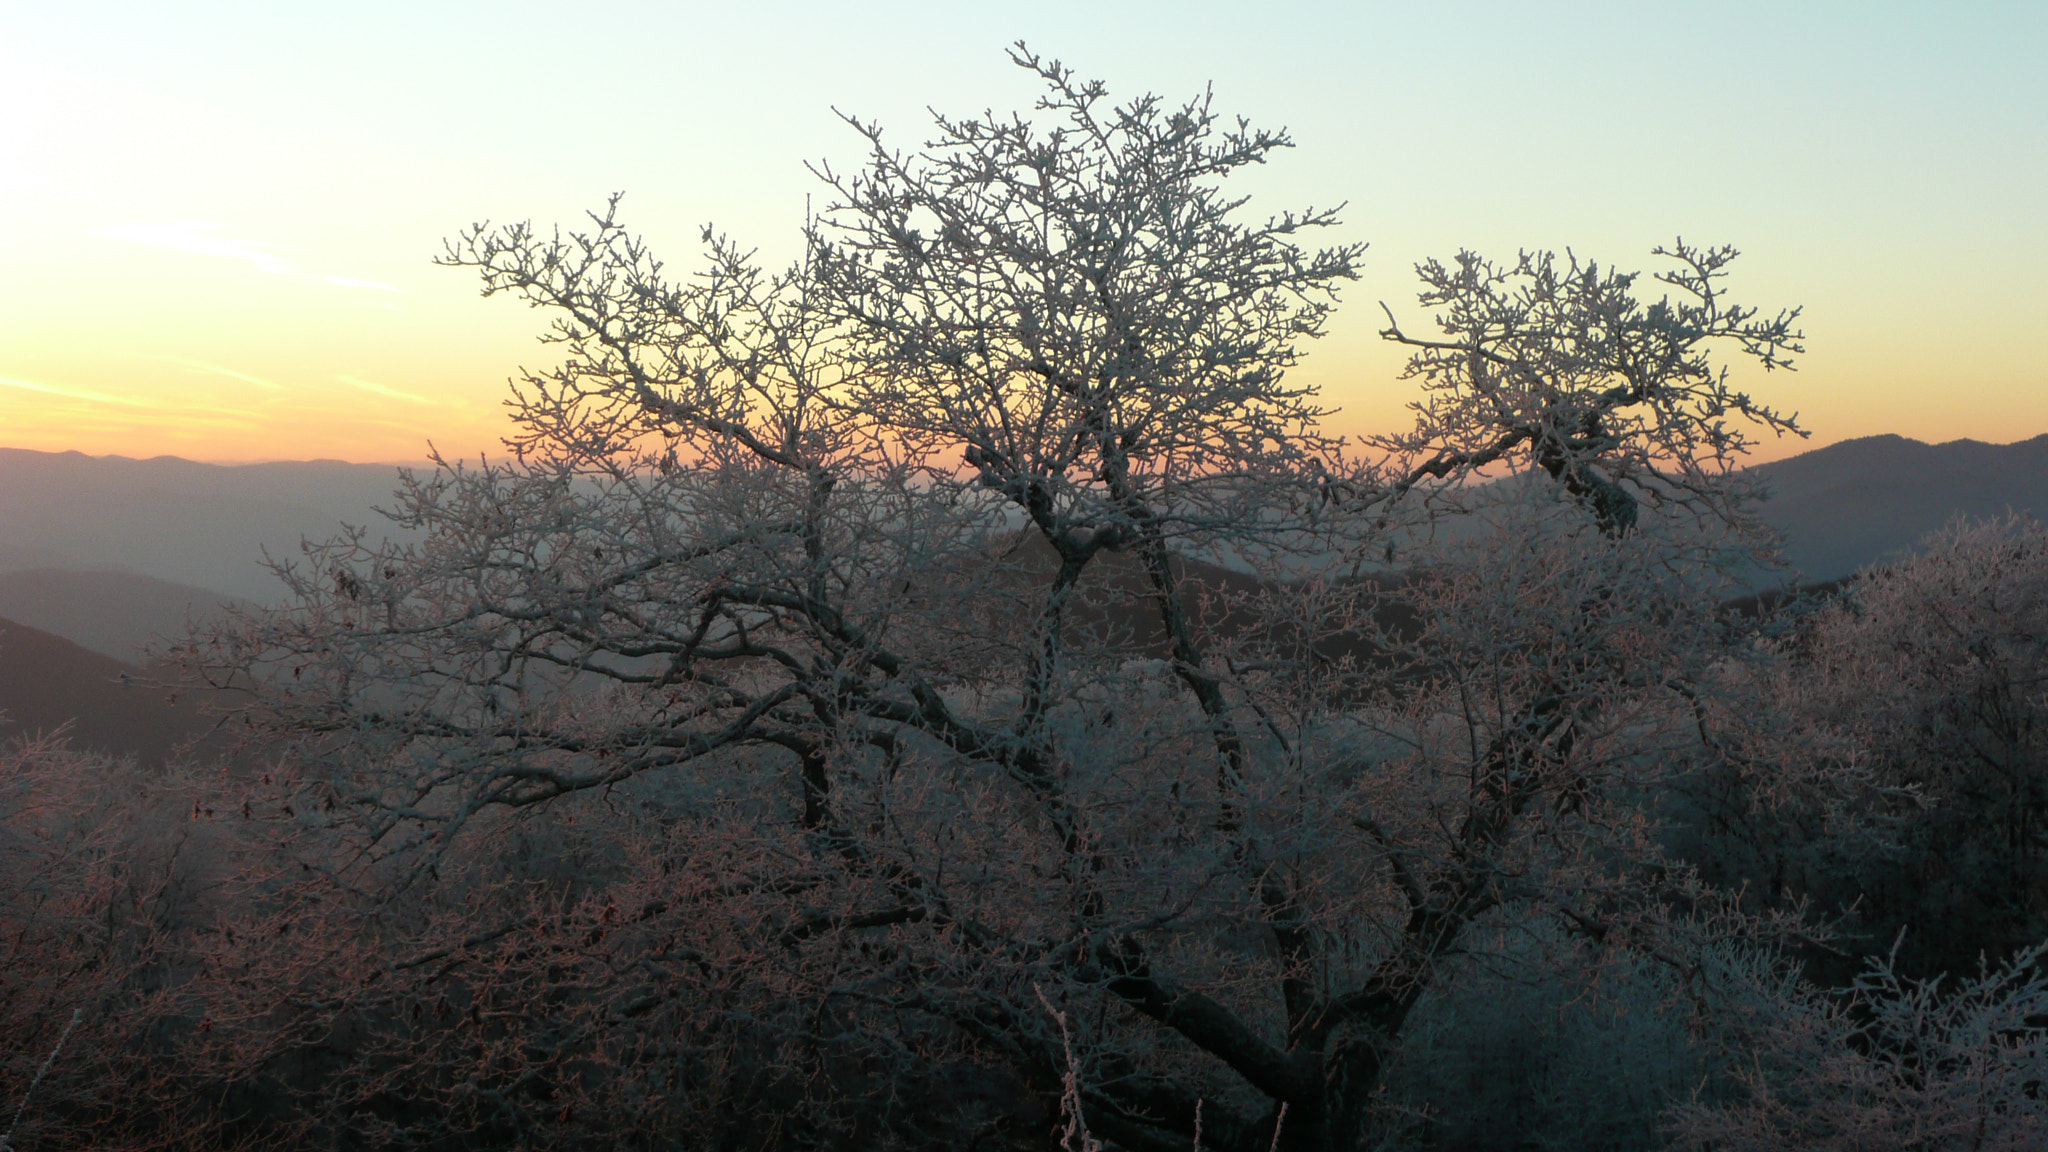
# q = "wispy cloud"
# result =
<box><xmin>0</xmin><ymin>374</ymin><xmax>138</xmax><ymax>405</ymax></box>
<box><xmin>338</xmin><ymin>374</ymin><xmax>436</xmax><ymax>405</ymax></box>
<box><xmin>0</xmin><ymin>374</ymin><xmax>265</xmax><ymax>426</ymax></box>
<box><xmin>99</xmin><ymin>222</ymin><xmax>402</xmax><ymax>293</ymax></box>
<box><xmin>148</xmin><ymin>356</ymin><xmax>286</xmax><ymax>390</ymax></box>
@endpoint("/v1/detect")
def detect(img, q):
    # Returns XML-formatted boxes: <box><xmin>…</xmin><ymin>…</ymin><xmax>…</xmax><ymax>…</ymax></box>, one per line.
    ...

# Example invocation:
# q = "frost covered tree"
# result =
<box><xmin>178</xmin><ymin>46</ymin><xmax>1812</xmax><ymax>1151</ymax></box>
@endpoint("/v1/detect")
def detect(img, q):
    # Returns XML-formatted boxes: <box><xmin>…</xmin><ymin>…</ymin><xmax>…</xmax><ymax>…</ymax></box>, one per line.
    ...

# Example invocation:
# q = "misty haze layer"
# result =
<box><xmin>0</xmin><ymin>433</ymin><xmax>2044</xmax><ymax>664</ymax></box>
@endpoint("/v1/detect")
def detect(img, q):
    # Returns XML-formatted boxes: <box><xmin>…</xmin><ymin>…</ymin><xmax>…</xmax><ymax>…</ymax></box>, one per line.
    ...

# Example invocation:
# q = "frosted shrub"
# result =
<box><xmin>1668</xmin><ymin>939</ymin><xmax>2048</xmax><ymax>1150</ymax></box>
<box><xmin>0</xmin><ymin>733</ymin><xmax>238</xmax><ymax>1148</ymax></box>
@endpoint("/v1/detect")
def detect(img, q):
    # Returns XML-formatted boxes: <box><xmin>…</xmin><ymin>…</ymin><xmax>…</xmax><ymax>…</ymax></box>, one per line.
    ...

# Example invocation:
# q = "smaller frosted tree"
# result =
<box><xmin>1372</xmin><ymin>243</ymin><xmax>1803</xmax><ymax>541</ymax></box>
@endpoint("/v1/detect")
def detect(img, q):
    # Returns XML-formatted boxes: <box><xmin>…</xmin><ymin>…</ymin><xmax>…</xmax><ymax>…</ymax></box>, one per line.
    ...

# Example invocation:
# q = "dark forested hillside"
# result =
<box><xmin>0</xmin><ymin>615</ymin><xmax>214</xmax><ymax>765</ymax></box>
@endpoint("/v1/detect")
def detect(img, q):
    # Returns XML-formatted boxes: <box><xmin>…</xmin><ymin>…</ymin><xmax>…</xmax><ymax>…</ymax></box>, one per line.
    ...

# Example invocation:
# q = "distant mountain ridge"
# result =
<box><xmin>0</xmin><ymin>434</ymin><xmax>2043</xmax><ymax>648</ymax></box>
<box><xmin>0</xmin><ymin>448</ymin><xmax>414</xmax><ymax>600</ymax></box>
<box><xmin>1751</xmin><ymin>433</ymin><xmax>2048</xmax><ymax>581</ymax></box>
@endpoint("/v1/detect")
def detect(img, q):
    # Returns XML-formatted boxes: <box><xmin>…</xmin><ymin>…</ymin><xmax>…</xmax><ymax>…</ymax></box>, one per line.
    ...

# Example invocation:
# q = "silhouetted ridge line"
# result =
<box><xmin>1752</xmin><ymin>432</ymin><xmax>2048</xmax><ymax>581</ymax></box>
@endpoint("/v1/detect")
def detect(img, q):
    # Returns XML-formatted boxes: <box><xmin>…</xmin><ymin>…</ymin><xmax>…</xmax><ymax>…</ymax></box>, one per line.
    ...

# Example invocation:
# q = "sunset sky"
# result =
<box><xmin>3</xmin><ymin>1</ymin><xmax>2042</xmax><ymax>465</ymax></box>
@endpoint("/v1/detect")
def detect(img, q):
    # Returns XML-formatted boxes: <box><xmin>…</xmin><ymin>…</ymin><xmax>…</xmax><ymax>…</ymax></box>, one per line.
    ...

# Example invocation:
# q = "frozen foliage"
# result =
<box><xmin>1796</xmin><ymin>515</ymin><xmax>2048</xmax><ymax>973</ymax></box>
<box><xmin>1668</xmin><ymin>939</ymin><xmax>2048</xmax><ymax>1150</ymax></box>
<box><xmin>1678</xmin><ymin>515</ymin><xmax>2048</xmax><ymax>984</ymax></box>
<box><xmin>0</xmin><ymin>734</ymin><xmax>253</xmax><ymax>1149</ymax></box>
